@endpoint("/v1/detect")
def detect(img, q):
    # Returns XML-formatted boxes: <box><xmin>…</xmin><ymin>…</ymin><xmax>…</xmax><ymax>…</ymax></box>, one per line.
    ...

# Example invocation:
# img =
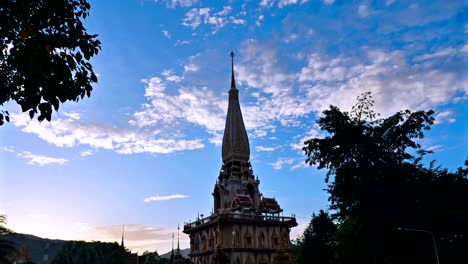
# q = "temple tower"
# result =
<box><xmin>184</xmin><ymin>52</ymin><xmax>297</xmax><ymax>264</ymax></box>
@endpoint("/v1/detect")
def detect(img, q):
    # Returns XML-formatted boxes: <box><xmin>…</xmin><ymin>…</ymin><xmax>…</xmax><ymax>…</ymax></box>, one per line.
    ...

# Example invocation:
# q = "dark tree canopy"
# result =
<box><xmin>296</xmin><ymin>210</ymin><xmax>337</xmax><ymax>264</ymax></box>
<box><xmin>303</xmin><ymin>92</ymin><xmax>468</xmax><ymax>263</ymax></box>
<box><xmin>0</xmin><ymin>215</ymin><xmax>17</xmax><ymax>264</ymax></box>
<box><xmin>51</xmin><ymin>241</ymin><xmax>128</xmax><ymax>264</ymax></box>
<box><xmin>0</xmin><ymin>0</ymin><xmax>101</xmax><ymax>125</ymax></box>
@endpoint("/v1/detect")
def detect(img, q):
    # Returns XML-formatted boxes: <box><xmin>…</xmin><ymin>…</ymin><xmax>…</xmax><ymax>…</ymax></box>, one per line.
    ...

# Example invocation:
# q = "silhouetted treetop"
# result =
<box><xmin>0</xmin><ymin>0</ymin><xmax>101</xmax><ymax>125</ymax></box>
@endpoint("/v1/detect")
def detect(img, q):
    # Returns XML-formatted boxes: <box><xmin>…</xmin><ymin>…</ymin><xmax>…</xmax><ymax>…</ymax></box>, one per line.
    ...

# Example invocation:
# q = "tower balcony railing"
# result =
<box><xmin>184</xmin><ymin>211</ymin><xmax>297</xmax><ymax>231</ymax></box>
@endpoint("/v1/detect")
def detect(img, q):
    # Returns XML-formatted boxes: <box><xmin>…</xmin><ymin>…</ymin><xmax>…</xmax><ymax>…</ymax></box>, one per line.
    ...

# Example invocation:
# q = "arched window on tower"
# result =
<box><xmin>201</xmin><ymin>235</ymin><xmax>207</xmax><ymax>251</ymax></box>
<box><xmin>259</xmin><ymin>232</ymin><xmax>266</xmax><ymax>248</ymax></box>
<box><xmin>195</xmin><ymin>236</ymin><xmax>200</xmax><ymax>251</ymax></box>
<box><xmin>234</xmin><ymin>232</ymin><xmax>240</xmax><ymax>247</ymax></box>
<box><xmin>245</xmin><ymin>233</ymin><xmax>252</xmax><ymax>247</ymax></box>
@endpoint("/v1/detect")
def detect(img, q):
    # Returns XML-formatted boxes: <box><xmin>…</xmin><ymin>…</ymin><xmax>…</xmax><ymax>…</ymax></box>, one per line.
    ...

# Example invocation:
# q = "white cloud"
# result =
<box><xmin>144</xmin><ymin>194</ymin><xmax>189</xmax><ymax>202</ymax></box>
<box><xmin>12</xmin><ymin>111</ymin><xmax>204</xmax><ymax>155</ymax></box>
<box><xmin>256</xmin><ymin>146</ymin><xmax>276</xmax><ymax>152</ymax></box>
<box><xmin>1</xmin><ymin>146</ymin><xmax>15</xmax><ymax>153</ymax></box>
<box><xmin>131</xmin><ymin>73</ymin><xmax>227</xmax><ymax>145</ymax></box>
<box><xmin>182</xmin><ymin>8</ymin><xmax>212</xmax><ymax>29</ymax></box>
<box><xmin>217</xmin><ymin>6</ymin><xmax>232</xmax><ymax>16</ymax></box>
<box><xmin>63</xmin><ymin>112</ymin><xmax>80</xmax><ymax>120</ymax></box>
<box><xmin>155</xmin><ymin>0</ymin><xmax>198</xmax><ymax>8</ymax></box>
<box><xmin>175</xmin><ymin>40</ymin><xmax>190</xmax><ymax>46</ymax></box>
<box><xmin>278</xmin><ymin>0</ymin><xmax>308</xmax><ymax>8</ymax></box>
<box><xmin>256</xmin><ymin>15</ymin><xmax>265</xmax><ymax>26</ymax></box>
<box><xmin>269</xmin><ymin>157</ymin><xmax>294</xmax><ymax>170</ymax></box>
<box><xmin>291</xmin><ymin>128</ymin><xmax>322</xmax><ymax>151</ymax></box>
<box><xmin>259</xmin><ymin>0</ymin><xmax>274</xmax><ymax>7</ymax></box>
<box><xmin>162</xmin><ymin>69</ymin><xmax>182</xmax><ymax>82</ymax></box>
<box><xmin>17</xmin><ymin>151</ymin><xmax>68</xmax><ymax>166</ymax></box>
<box><xmin>291</xmin><ymin>160</ymin><xmax>308</xmax><ymax>170</ymax></box>
<box><xmin>358</xmin><ymin>4</ymin><xmax>370</xmax><ymax>17</ymax></box>
<box><xmin>324</xmin><ymin>0</ymin><xmax>335</xmax><ymax>5</ymax></box>
<box><xmin>181</xmin><ymin>7</ymin><xmax>246</xmax><ymax>33</ymax></box>
<box><xmin>413</xmin><ymin>46</ymin><xmax>461</xmax><ymax>62</ymax></box>
<box><xmin>296</xmin><ymin>48</ymin><xmax>466</xmax><ymax>117</ymax></box>
<box><xmin>80</xmin><ymin>150</ymin><xmax>93</xmax><ymax>157</ymax></box>
<box><xmin>434</xmin><ymin>110</ymin><xmax>456</xmax><ymax>124</ymax></box>
<box><xmin>426</xmin><ymin>144</ymin><xmax>443</xmax><ymax>152</ymax></box>
<box><xmin>161</xmin><ymin>30</ymin><xmax>171</xmax><ymax>39</ymax></box>
<box><xmin>231</xmin><ymin>18</ymin><xmax>246</xmax><ymax>25</ymax></box>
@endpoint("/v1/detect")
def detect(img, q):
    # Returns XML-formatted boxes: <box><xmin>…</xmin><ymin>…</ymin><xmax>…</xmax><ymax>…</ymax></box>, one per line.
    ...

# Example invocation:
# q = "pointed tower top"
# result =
<box><xmin>222</xmin><ymin>51</ymin><xmax>250</xmax><ymax>163</ymax></box>
<box><xmin>121</xmin><ymin>225</ymin><xmax>125</xmax><ymax>248</ymax></box>
<box><xmin>230</xmin><ymin>51</ymin><xmax>237</xmax><ymax>91</ymax></box>
<box><xmin>176</xmin><ymin>224</ymin><xmax>181</xmax><ymax>255</ymax></box>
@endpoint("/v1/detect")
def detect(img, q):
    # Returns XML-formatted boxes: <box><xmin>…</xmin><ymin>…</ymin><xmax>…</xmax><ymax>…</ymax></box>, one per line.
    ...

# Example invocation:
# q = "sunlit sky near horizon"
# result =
<box><xmin>1</xmin><ymin>0</ymin><xmax>467</xmax><ymax>255</ymax></box>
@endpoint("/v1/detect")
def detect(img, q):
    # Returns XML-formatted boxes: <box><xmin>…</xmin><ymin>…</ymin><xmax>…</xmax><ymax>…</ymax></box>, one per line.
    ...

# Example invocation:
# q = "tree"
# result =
<box><xmin>296</xmin><ymin>210</ymin><xmax>337</xmax><ymax>264</ymax></box>
<box><xmin>51</xmin><ymin>241</ymin><xmax>128</xmax><ymax>264</ymax></box>
<box><xmin>0</xmin><ymin>0</ymin><xmax>101</xmax><ymax>125</ymax></box>
<box><xmin>303</xmin><ymin>92</ymin><xmax>468</xmax><ymax>263</ymax></box>
<box><xmin>139</xmin><ymin>250</ymin><xmax>161</xmax><ymax>264</ymax></box>
<box><xmin>0</xmin><ymin>214</ymin><xmax>17</xmax><ymax>264</ymax></box>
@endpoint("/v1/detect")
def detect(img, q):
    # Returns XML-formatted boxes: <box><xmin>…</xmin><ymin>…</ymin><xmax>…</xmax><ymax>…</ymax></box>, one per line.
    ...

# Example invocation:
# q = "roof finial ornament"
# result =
<box><xmin>230</xmin><ymin>50</ymin><xmax>237</xmax><ymax>90</ymax></box>
<box><xmin>121</xmin><ymin>225</ymin><xmax>125</xmax><ymax>248</ymax></box>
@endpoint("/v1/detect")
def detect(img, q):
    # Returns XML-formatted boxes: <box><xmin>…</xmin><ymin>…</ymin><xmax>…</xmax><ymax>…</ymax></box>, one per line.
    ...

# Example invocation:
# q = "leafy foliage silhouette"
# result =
<box><xmin>0</xmin><ymin>215</ymin><xmax>17</xmax><ymax>264</ymax></box>
<box><xmin>296</xmin><ymin>210</ymin><xmax>337</xmax><ymax>264</ymax></box>
<box><xmin>51</xmin><ymin>241</ymin><xmax>128</xmax><ymax>264</ymax></box>
<box><xmin>0</xmin><ymin>0</ymin><xmax>101</xmax><ymax>125</ymax></box>
<box><xmin>302</xmin><ymin>92</ymin><xmax>467</xmax><ymax>263</ymax></box>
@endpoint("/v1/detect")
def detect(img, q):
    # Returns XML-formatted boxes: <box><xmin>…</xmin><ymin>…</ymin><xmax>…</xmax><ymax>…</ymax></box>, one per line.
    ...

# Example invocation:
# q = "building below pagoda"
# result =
<box><xmin>183</xmin><ymin>52</ymin><xmax>297</xmax><ymax>264</ymax></box>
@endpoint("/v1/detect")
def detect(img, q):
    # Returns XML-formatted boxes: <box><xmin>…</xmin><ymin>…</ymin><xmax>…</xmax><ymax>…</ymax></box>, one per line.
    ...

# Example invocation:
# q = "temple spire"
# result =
<box><xmin>121</xmin><ymin>225</ymin><xmax>124</xmax><ymax>248</ymax></box>
<box><xmin>222</xmin><ymin>51</ymin><xmax>250</xmax><ymax>163</ymax></box>
<box><xmin>177</xmin><ymin>224</ymin><xmax>180</xmax><ymax>253</ymax></box>
<box><xmin>230</xmin><ymin>51</ymin><xmax>237</xmax><ymax>90</ymax></box>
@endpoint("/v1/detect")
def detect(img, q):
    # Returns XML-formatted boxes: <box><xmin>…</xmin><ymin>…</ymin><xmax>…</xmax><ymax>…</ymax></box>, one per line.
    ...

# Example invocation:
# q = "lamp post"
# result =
<box><xmin>397</xmin><ymin>227</ymin><xmax>440</xmax><ymax>264</ymax></box>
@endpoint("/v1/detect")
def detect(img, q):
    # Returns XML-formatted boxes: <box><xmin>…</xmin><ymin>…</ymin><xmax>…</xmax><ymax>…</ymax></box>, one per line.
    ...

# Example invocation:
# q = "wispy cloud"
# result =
<box><xmin>434</xmin><ymin>110</ymin><xmax>456</xmax><ymax>124</ymax></box>
<box><xmin>181</xmin><ymin>6</ymin><xmax>246</xmax><ymax>33</ymax></box>
<box><xmin>11</xmin><ymin>111</ymin><xmax>204</xmax><ymax>155</ymax></box>
<box><xmin>154</xmin><ymin>0</ymin><xmax>198</xmax><ymax>8</ymax></box>
<box><xmin>161</xmin><ymin>30</ymin><xmax>171</xmax><ymax>39</ymax></box>
<box><xmin>80</xmin><ymin>150</ymin><xmax>94</xmax><ymax>157</ymax></box>
<box><xmin>17</xmin><ymin>151</ymin><xmax>68</xmax><ymax>166</ymax></box>
<box><xmin>144</xmin><ymin>194</ymin><xmax>189</xmax><ymax>202</ymax></box>
<box><xmin>1</xmin><ymin>146</ymin><xmax>15</xmax><ymax>153</ymax></box>
<box><xmin>269</xmin><ymin>157</ymin><xmax>294</xmax><ymax>170</ymax></box>
<box><xmin>256</xmin><ymin>146</ymin><xmax>277</xmax><ymax>152</ymax></box>
<box><xmin>278</xmin><ymin>0</ymin><xmax>308</xmax><ymax>8</ymax></box>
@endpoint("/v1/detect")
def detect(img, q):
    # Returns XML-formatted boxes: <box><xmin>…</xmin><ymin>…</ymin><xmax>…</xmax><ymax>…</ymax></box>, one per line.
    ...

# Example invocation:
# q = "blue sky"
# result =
<box><xmin>0</xmin><ymin>0</ymin><xmax>467</xmax><ymax>254</ymax></box>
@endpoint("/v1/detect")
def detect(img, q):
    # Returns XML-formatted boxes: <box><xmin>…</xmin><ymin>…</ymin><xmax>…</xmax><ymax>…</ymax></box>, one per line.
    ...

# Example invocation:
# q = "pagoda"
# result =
<box><xmin>183</xmin><ymin>52</ymin><xmax>297</xmax><ymax>264</ymax></box>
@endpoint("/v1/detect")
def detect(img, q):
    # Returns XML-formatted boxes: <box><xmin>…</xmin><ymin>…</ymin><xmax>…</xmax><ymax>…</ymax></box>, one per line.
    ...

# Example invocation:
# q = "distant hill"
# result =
<box><xmin>160</xmin><ymin>248</ymin><xmax>190</xmax><ymax>259</ymax></box>
<box><xmin>2</xmin><ymin>232</ymin><xmax>68</xmax><ymax>263</ymax></box>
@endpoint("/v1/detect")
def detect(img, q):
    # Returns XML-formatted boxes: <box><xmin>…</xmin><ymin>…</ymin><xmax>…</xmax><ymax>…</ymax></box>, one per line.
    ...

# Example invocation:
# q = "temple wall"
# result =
<box><xmin>189</xmin><ymin>222</ymin><xmax>293</xmax><ymax>264</ymax></box>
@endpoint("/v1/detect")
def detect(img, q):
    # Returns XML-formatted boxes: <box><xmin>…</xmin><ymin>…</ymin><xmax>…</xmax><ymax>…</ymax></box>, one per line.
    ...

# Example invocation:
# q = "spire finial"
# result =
<box><xmin>121</xmin><ymin>225</ymin><xmax>125</xmax><ymax>248</ymax></box>
<box><xmin>177</xmin><ymin>224</ymin><xmax>180</xmax><ymax>250</ymax></box>
<box><xmin>230</xmin><ymin>50</ymin><xmax>237</xmax><ymax>90</ymax></box>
